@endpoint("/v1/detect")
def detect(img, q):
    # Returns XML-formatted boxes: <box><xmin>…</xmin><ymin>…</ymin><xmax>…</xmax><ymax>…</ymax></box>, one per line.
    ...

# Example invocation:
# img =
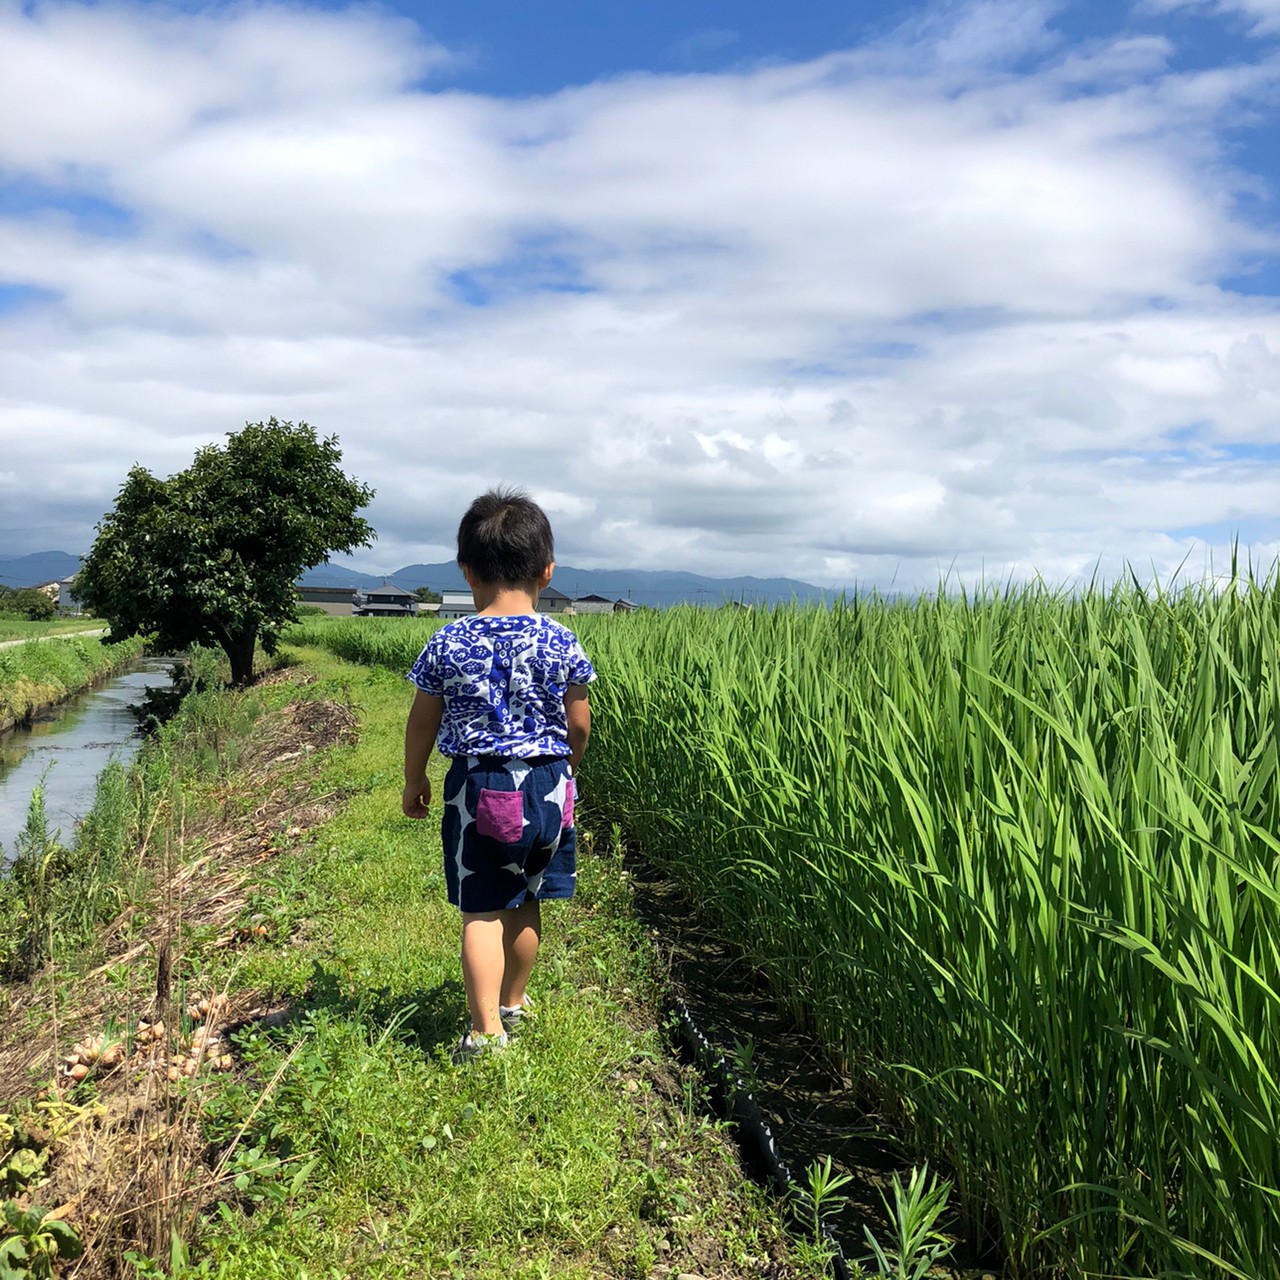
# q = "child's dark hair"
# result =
<box><xmin>456</xmin><ymin>487</ymin><xmax>555</xmax><ymax>585</ymax></box>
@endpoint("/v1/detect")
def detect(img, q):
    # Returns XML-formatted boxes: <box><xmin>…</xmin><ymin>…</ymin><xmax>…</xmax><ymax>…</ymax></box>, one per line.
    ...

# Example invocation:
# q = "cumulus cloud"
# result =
<box><xmin>0</xmin><ymin>0</ymin><xmax>1278</xmax><ymax>590</ymax></box>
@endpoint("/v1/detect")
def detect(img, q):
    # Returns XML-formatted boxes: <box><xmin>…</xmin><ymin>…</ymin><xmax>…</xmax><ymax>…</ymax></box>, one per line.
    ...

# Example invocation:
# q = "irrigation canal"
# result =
<box><xmin>0</xmin><ymin>657</ymin><xmax>173</xmax><ymax>867</ymax></box>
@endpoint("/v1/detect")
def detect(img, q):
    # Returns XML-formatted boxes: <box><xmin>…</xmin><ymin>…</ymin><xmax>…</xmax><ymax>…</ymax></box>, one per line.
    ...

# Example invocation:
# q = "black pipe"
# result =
<box><xmin>666</xmin><ymin>993</ymin><xmax>855</xmax><ymax>1280</ymax></box>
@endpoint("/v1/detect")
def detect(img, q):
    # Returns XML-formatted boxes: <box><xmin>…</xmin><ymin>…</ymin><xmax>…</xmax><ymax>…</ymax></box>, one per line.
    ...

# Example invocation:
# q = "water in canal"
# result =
<box><xmin>0</xmin><ymin>658</ymin><xmax>174</xmax><ymax>866</ymax></box>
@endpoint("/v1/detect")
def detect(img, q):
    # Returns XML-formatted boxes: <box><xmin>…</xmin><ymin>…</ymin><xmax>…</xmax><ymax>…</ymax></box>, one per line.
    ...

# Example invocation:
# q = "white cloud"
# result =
<box><xmin>0</xmin><ymin>0</ymin><xmax>1278</xmax><ymax>590</ymax></box>
<box><xmin>0</xmin><ymin>2</ymin><xmax>442</xmax><ymax>174</ymax></box>
<box><xmin>886</xmin><ymin>0</ymin><xmax>1065</xmax><ymax>69</ymax></box>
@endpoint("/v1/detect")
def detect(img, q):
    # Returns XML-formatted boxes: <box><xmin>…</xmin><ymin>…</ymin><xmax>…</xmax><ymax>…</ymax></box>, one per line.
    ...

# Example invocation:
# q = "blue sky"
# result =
<box><xmin>339</xmin><ymin>1</ymin><xmax>1267</xmax><ymax>94</ymax></box>
<box><xmin>0</xmin><ymin>0</ymin><xmax>1278</xmax><ymax>588</ymax></box>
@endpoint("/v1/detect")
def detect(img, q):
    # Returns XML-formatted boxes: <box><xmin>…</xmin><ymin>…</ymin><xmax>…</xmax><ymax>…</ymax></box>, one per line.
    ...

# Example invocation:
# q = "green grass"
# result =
<box><xmin>0</xmin><ymin>647</ymin><xmax>255</xmax><ymax>982</ymax></box>
<box><xmin>0</xmin><ymin>618</ymin><xmax>102</xmax><ymax>642</ymax></box>
<box><xmin>0</xmin><ymin>633</ymin><xmax>145</xmax><ymax>727</ymax></box>
<box><xmin>165</xmin><ymin>649</ymin><xmax>826</xmax><ymax>1280</ymax></box>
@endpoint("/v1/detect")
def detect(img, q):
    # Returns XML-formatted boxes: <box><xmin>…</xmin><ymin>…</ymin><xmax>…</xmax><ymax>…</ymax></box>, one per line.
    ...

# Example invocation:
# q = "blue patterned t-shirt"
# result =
<box><xmin>407</xmin><ymin>613</ymin><xmax>596</xmax><ymax>759</ymax></box>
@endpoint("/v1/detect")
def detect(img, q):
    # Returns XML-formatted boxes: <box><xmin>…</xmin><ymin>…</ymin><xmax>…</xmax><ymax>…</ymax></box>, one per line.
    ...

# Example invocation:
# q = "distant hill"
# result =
<box><xmin>0</xmin><ymin>551</ymin><xmax>81</xmax><ymax>589</ymax></box>
<box><xmin>298</xmin><ymin>560</ymin><xmax>832</xmax><ymax>608</ymax></box>
<box><xmin>0</xmin><ymin>551</ymin><xmax>832</xmax><ymax>608</ymax></box>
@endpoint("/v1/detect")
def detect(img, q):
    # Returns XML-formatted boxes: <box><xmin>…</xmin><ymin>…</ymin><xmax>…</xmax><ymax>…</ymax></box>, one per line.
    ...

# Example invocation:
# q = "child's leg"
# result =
<box><xmin>460</xmin><ymin>911</ymin><xmax>506</xmax><ymax>1036</ymax></box>
<box><xmin>500</xmin><ymin>898</ymin><xmax>541</xmax><ymax>1010</ymax></box>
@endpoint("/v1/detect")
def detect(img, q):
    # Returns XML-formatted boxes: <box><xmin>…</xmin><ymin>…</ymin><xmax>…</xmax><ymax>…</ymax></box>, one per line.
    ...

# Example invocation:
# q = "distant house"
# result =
<box><xmin>538</xmin><ymin>586</ymin><xmax>572</xmax><ymax>614</ymax></box>
<box><xmin>612</xmin><ymin>598</ymin><xmax>639</xmax><ymax>613</ymax></box>
<box><xmin>32</xmin><ymin>580</ymin><xmax>61</xmax><ymax>601</ymax></box>
<box><xmin>57</xmin><ymin>576</ymin><xmax>82</xmax><ymax>613</ymax></box>
<box><xmin>438</xmin><ymin>585</ymin><xmax>574</xmax><ymax>618</ymax></box>
<box><xmin>438</xmin><ymin>589</ymin><xmax>476</xmax><ymax>620</ymax></box>
<box><xmin>353</xmin><ymin>583</ymin><xmax>417</xmax><ymax>618</ymax></box>
<box><xmin>297</xmin><ymin>585</ymin><xmax>361</xmax><ymax>617</ymax></box>
<box><xmin>572</xmin><ymin>593</ymin><xmax>615</xmax><ymax>615</ymax></box>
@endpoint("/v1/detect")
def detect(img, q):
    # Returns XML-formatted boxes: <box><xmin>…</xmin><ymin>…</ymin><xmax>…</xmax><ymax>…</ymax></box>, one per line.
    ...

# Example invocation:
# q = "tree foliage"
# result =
<box><xmin>0</xmin><ymin>588</ymin><xmax>57</xmax><ymax>621</ymax></box>
<box><xmin>77</xmin><ymin>419</ymin><xmax>375</xmax><ymax>684</ymax></box>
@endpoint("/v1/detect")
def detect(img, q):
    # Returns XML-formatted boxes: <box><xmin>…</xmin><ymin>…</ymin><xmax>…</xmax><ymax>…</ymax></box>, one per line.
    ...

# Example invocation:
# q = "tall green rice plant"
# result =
<box><xmin>573</xmin><ymin>576</ymin><xmax>1280</xmax><ymax>1279</ymax></box>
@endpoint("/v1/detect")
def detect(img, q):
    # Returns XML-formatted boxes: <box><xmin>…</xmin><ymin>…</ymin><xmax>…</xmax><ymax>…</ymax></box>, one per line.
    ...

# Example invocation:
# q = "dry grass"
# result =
<box><xmin>0</xmin><ymin>674</ymin><xmax>358</xmax><ymax>1277</ymax></box>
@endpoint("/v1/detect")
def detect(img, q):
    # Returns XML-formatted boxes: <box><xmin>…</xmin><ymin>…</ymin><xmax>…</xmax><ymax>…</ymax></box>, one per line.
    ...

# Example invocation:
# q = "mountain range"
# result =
<box><xmin>300</xmin><ymin>559</ymin><xmax>830</xmax><ymax>607</ymax></box>
<box><xmin>0</xmin><ymin>551</ymin><xmax>832</xmax><ymax>608</ymax></box>
<box><xmin>0</xmin><ymin>551</ymin><xmax>81</xmax><ymax>589</ymax></box>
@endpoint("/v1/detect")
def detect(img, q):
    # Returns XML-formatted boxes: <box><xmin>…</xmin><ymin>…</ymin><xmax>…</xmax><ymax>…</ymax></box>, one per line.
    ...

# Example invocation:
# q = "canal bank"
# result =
<box><xmin>0</xmin><ymin>653</ymin><xmax>171</xmax><ymax>864</ymax></box>
<box><xmin>0</xmin><ymin>653</ymin><xmax>836</xmax><ymax>1280</ymax></box>
<box><xmin>0</xmin><ymin>633</ymin><xmax>146</xmax><ymax>735</ymax></box>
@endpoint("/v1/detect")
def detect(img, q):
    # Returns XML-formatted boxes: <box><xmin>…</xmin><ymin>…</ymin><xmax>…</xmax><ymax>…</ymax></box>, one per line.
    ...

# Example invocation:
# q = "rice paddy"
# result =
<box><xmin>287</xmin><ymin>573</ymin><xmax>1280</xmax><ymax>1280</ymax></box>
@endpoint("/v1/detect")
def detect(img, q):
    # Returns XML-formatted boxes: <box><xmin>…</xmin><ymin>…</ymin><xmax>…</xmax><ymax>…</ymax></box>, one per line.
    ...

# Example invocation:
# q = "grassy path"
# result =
<box><xmin>0</xmin><ymin>646</ymin><xmax>829</xmax><ymax>1278</ymax></box>
<box><xmin>185</xmin><ymin>647</ymin><xmax>830</xmax><ymax>1279</ymax></box>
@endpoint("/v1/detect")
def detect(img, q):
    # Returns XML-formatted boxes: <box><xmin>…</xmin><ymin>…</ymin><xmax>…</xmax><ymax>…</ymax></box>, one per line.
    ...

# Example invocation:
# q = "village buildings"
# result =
<box><xmin>300</xmin><ymin>582</ymin><xmax>633</xmax><ymax>618</ymax></box>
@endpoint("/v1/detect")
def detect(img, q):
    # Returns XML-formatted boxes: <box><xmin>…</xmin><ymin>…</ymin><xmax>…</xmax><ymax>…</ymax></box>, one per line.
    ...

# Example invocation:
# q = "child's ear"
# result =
<box><xmin>539</xmin><ymin>562</ymin><xmax>555</xmax><ymax>589</ymax></box>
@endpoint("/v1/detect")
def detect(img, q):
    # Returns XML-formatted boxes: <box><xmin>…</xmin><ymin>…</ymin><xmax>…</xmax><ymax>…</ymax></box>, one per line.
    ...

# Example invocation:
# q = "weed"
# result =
<box><xmin>0</xmin><ymin>780</ymin><xmax>66</xmax><ymax>978</ymax></box>
<box><xmin>725</xmin><ymin>1034</ymin><xmax>759</xmax><ymax>1097</ymax></box>
<box><xmin>0</xmin><ymin>1203</ymin><xmax>83</xmax><ymax>1278</ymax></box>
<box><xmin>790</xmin><ymin>1154</ymin><xmax>855</xmax><ymax>1259</ymax></box>
<box><xmin>861</xmin><ymin>1163</ymin><xmax>954</xmax><ymax>1280</ymax></box>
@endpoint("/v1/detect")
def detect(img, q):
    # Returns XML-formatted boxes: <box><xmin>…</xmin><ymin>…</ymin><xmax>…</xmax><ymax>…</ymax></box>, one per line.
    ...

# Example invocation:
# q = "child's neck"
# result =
<box><xmin>471</xmin><ymin>581</ymin><xmax>541</xmax><ymax>617</ymax></box>
<box><xmin>462</xmin><ymin>562</ymin><xmax>554</xmax><ymax>618</ymax></box>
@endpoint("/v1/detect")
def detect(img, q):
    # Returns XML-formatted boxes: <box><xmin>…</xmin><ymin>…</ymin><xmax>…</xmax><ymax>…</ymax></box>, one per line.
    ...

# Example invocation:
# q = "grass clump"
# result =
<box><xmin>0</xmin><ymin>764</ymin><xmax>139</xmax><ymax>980</ymax></box>
<box><xmin>0</xmin><ymin>646</ymin><xmax>249</xmax><ymax>984</ymax></box>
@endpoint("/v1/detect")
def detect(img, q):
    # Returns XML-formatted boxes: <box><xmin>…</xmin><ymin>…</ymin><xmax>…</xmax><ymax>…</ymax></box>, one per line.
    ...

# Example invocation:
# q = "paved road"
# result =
<box><xmin>0</xmin><ymin>627</ymin><xmax>107</xmax><ymax>650</ymax></box>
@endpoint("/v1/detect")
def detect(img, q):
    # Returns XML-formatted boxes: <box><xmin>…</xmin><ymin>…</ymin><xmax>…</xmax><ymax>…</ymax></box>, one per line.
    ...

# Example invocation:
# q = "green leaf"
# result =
<box><xmin>42</xmin><ymin>1219</ymin><xmax>82</xmax><ymax>1260</ymax></box>
<box><xmin>0</xmin><ymin>1236</ymin><xmax>30</xmax><ymax>1280</ymax></box>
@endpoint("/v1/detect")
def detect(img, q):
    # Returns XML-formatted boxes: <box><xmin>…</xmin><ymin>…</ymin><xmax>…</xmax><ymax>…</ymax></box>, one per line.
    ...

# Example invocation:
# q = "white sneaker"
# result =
<box><xmin>451</xmin><ymin>1030</ymin><xmax>508</xmax><ymax>1064</ymax></box>
<box><xmin>499</xmin><ymin>998</ymin><xmax>535</xmax><ymax>1031</ymax></box>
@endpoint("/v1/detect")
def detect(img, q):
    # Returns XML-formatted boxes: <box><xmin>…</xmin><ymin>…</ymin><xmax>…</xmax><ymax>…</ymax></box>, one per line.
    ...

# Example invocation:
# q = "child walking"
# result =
<box><xmin>402</xmin><ymin>488</ymin><xmax>594</xmax><ymax>1061</ymax></box>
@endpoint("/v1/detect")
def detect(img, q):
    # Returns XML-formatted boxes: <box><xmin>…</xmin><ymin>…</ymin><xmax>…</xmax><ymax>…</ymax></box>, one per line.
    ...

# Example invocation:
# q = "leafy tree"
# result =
<box><xmin>413</xmin><ymin>587</ymin><xmax>442</xmax><ymax>604</ymax></box>
<box><xmin>7</xmin><ymin>588</ymin><xmax>56</xmax><ymax>621</ymax></box>
<box><xmin>77</xmin><ymin>419</ymin><xmax>375</xmax><ymax>685</ymax></box>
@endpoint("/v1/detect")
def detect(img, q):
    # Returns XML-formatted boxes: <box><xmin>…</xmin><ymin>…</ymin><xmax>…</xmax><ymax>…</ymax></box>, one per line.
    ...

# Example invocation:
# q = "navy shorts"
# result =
<box><xmin>440</xmin><ymin>754</ymin><xmax>577</xmax><ymax>913</ymax></box>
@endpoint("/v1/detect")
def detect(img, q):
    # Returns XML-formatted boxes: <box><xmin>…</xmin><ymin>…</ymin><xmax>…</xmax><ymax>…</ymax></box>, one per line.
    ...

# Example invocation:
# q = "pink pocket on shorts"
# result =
<box><xmin>476</xmin><ymin>788</ymin><xmax>524</xmax><ymax>844</ymax></box>
<box><xmin>561</xmin><ymin>777</ymin><xmax>575</xmax><ymax>831</ymax></box>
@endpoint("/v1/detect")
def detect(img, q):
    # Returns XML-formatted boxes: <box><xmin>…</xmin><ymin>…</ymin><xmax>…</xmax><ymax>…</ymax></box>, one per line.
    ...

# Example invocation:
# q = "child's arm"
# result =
<box><xmin>565</xmin><ymin>684</ymin><xmax>591</xmax><ymax>773</ymax></box>
<box><xmin>403</xmin><ymin>691</ymin><xmax>444</xmax><ymax>818</ymax></box>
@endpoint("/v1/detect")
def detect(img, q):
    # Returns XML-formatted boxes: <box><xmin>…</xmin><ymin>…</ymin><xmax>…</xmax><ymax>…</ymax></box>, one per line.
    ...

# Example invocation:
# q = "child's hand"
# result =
<box><xmin>402</xmin><ymin>778</ymin><xmax>432</xmax><ymax>818</ymax></box>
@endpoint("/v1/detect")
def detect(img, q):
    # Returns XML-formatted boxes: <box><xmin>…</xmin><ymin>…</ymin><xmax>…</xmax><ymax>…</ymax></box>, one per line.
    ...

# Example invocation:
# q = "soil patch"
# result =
<box><xmin>610</xmin><ymin>1048</ymin><xmax>816</xmax><ymax>1279</ymax></box>
<box><xmin>624</xmin><ymin>851</ymin><xmax>1003</xmax><ymax>1279</ymax></box>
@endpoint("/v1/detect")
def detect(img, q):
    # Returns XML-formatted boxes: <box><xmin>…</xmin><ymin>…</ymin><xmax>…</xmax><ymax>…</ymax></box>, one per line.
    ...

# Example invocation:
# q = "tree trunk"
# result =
<box><xmin>224</xmin><ymin>629</ymin><xmax>258</xmax><ymax>686</ymax></box>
